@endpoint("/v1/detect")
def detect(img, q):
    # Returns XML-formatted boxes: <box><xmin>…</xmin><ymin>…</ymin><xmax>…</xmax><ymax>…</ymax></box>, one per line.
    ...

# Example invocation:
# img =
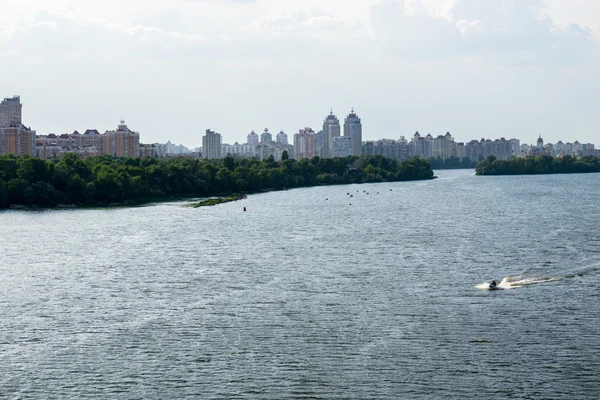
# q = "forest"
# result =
<box><xmin>0</xmin><ymin>152</ymin><xmax>435</xmax><ymax>208</ymax></box>
<box><xmin>475</xmin><ymin>155</ymin><xmax>600</xmax><ymax>176</ymax></box>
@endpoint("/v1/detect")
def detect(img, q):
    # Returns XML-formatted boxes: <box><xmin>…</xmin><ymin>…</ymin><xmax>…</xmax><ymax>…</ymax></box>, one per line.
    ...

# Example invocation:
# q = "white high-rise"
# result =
<box><xmin>260</xmin><ymin>128</ymin><xmax>273</xmax><ymax>143</ymax></box>
<box><xmin>276</xmin><ymin>130</ymin><xmax>288</xmax><ymax>145</ymax></box>
<box><xmin>344</xmin><ymin>108</ymin><xmax>362</xmax><ymax>157</ymax></box>
<box><xmin>322</xmin><ymin>110</ymin><xmax>341</xmax><ymax>159</ymax></box>
<box><xmin>202</xmin><ymin>129</ymin><xmax>222</xmax><ymax>159</ymax></box>
<box><xmin>247</xmin><ymin>131</ymin><xmax>259</xmax><ymax>147</ymax></box>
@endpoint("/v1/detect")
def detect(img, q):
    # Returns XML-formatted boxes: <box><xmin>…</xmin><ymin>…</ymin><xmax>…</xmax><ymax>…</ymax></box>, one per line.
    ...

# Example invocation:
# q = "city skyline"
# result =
<box><xmin>5</xmin><ymin>97</ymin><xmax>600</xmax><ymax>150</ymax></box>
<box><xmin>1</xmin><ymin>1</ymin><xmax>598</xmax><ymax>147</ymax></box>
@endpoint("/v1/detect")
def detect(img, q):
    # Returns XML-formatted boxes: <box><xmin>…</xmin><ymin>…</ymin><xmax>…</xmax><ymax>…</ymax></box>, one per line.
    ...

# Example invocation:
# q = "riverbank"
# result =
<box><xmin>476</xmin><ymin>155</ymin><xmax>600</xmax><ymax>176</ymax></box>
<box><xmin>0</xmin><ymin>154</ymin><xmax>435</xmax><ymax>209</ymax></box>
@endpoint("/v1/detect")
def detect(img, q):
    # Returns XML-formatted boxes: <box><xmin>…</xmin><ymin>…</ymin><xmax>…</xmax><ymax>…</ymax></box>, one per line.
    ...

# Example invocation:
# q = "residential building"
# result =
<box><xmin>293</xmin><ymin>128</ymin><xmax>316</xmax><ymax>160</ymax></box>
<box><xmin>315</xmin><ymin>130</ymin><xmax>324</xmax><ymax>157</ymax></box>
<box><xmin>0</xmin><ymin>125</ymin><xmax>36</xmax><ymax>156</ymax></box>
<box><xmin>331</xmin><ymin>136</ymin><xmax>353</xmax><ymax>157</ymax></box>
<box><xmin>276</xmin><ymin>130</ymin><xmax>289</xmax><ymax>145</ymax></box>
<box><xmin>363</xmin><ymin>138</ymin><xmax>411</xmax><ymax>160</ymax></box>
<box><xmin>411</xmin><ymin>132</ymin><xmax>433</xmax><ymax>159</ymax></box>
<box><xmin>247</xmin><ymin>131</ymin><xmax>259</xmax><ymax>147</ymax></box>
<box><xmin>322</xmin><ymin>110</ymin><xmax>341</xmax><ymax>159</ymax></box>
<box><xmin>103</xmin><ymin>120</ymin><xmax>140</xmax><ymax>157</ymax></box>
<box><xmin>202</xmin><ymin>129</ymin><xmax>222</xmax><ymax>159</ymax></box>
<box><xmin>0</xmin><ymin>96</ymin><xmax>22</xmax><ymax>127</ymax></box>
<box><xmin>344</xmin><ymin>108</ymin><xmax>362</xmax><ymax>157</ymax></box>
<box><xmin>139</xmin><ymin>143</ymin><xmax>158</xmax><ymax>157</ymax></box>
<box><xmin>222</xmin><ymin>142</ymin><xmax>256</xmax><ymax>158</ymax></box>
<box><xmin>432</xmin><ymin>132</ymin><xmax>454</xmax><ymax>159</ymax></box>
<box><xmin>255</xmin><ymin>141</ymin><xmax>293</xmax><ymax>161</ymax></box>
<box><xmin>260</xmin><ymin>128</ymin><xmax>273</xmax><ymax>143</ymax></box>
<box><xmin>0</xmin><ymin>96</ymin><xmax>35</xmax><ymax>156</ymax></box>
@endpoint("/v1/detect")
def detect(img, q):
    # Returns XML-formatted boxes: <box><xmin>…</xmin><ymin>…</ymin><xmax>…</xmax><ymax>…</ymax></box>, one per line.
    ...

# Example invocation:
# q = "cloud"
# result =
<box><xmin>0</xmin><ymin>8</ymin><xmax>211</xmax><ymax>61</ymax></box>
<box><xmin>369</xmin><ymin>0</ymin><xmax>596</xmax><ymax>64</ymax></box>
<box><xmin>250</xmin><ymin>8</ymin><xmax>364</xmax><ymax>36</ymax></box>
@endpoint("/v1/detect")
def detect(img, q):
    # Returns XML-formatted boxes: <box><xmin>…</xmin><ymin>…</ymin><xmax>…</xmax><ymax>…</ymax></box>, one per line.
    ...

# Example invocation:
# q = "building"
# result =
<box><xmin>331</xmin><ymin>136</ymin><xmax>353</xmax><ymax>158</ymax></box>
<box><xmin>222</xmin><ymin>142</ymin><xmax>256</xmax><ymax>158</ymax></box>
<box><xmin>315</xmin><ymin>130</ymin><xmax>324</xmax><ymax>156</ymax></box>
<box><xmin>0</xmin><ymin>125</ymin><xmax>36</xmax><ymax>156</ymax></box>
<box><xmin>139</xmin><ymin>143</ymin><xmax>157</xmax><ymax>158</ymax></box>
<box><xmin>247</xmin><ymin>131</ymin><xmax>259</xmax><ymax>147</ymax></box>
<box><xmin>322</xmin><ymin>110</ymin><xmax>341</xmax><ymax>159</ymax></box>
<box><xmin>255</xmin><ymin>141</ymin><xmax>293</xmax><ymax>161</ymax></box>
<box><xmin>362</xmin><ymin>138</ymin><xmax>411</xmax><ymax>160</ymax></box>
<box><xmin>293</xmin><ymin>128</ymin><xmax>316</xmax><ymax>160</ymax></box>
<box><xmin>260</xmin><ymin>128</ymin><xmax>273</xmax><ymax>143</ymax></box>
<box><xmin>0</xmin><ymin>96</ymin><xmax>22</xmax><ymax>127</ymax></box>
<box><xmin>276</xmin><ymin>130</ymin><xmax>288</xmax><ymax>145</ymax></box>
<box><xmin>344</xmin><ymin>108</ymin><xmax>362</xmax><ymax>157</ymax></box>
<box><xmin>411</xmin><ymin>132</ymin><xmax>433</xmax><ymax>159</ymax></box>
<box><xmin>0</xmin><ymin>96</ymin><xmax>36</xmax><ymax>156</ymax></box>
<box><xmin>432</xmin><ymin>132</ymin><xmax>454</xmax><ymax>160</ymax></box>
<box><xmin>202</xmin><ymin>129</ymin><xmax>222</xmax><ymax>159</ymax></box>
<box><xmin>103</xmin><ymin>120</ymin><xmax>140</xmax><ymax>157</ymax></box>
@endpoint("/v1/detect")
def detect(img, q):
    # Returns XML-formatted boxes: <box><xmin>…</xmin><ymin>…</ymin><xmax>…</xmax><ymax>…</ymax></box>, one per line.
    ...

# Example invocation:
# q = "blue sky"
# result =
<box><xmin>1</xmin><ymin>0</ymin><xmax>598</xmax><ymax>147</ymax></box>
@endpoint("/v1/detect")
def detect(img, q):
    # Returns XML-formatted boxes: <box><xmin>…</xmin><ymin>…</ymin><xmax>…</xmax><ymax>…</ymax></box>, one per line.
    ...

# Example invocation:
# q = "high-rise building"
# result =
<box><xmin>276</xmin><ymin>130</ymin><xmax>288</xmax><ymax>145</ymax></box>
<box><xmin>322</xmin><ymin>109</ymin><xmax>341</xmax><ymax>159</ymax></box>
<box><xmin>202</xmin><ymin>129</ymin><xmax>222</xmax><ymax>159</ymax></box>
<box><xmin>432</xmin><ymin>132</ymin><xmax>454</xmax><ymax>159</ymax></box>
<box><xmin>247</xmin><ymin>131</ymin><xmax>259</xmax><ymax>147</ymax></box>
<box><xmin>0</xmin><ymin>96</ymin><xmax>22</xmax><ymax>127</ymax></box>
<box><xmin>293</xmin><ymin>128</ymin><xmax>316</xmax><ymax>160</ymax></box>
<box><xmin>103</xmin><ymin>120</ymin><xmax>140</xmax><ymax>157</ymax></box>
<box><xmin>260</xmin><ymin>128</ymin><xmax>273</xmax><ymax>143</ymax></box>
<box><xmin>344</xmin><ymin>108</ymin><xmax>362</xmax><ymax>157</ymax></box>
<box><xmin>0</xmin><ymin>96</ymin><xmax>35</xmax><ymax>156</ymax></box>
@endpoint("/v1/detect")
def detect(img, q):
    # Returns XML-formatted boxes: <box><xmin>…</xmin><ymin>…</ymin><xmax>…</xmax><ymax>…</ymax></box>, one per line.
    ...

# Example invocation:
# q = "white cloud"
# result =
<box><xmin>0</xmin><ymin>0</ymin><xmax>598</xmax><ymax>146</ymax></box>
<box><xmin>369</xmin><ymin>0</ymin><xmax>596</xmax><ymax>64</ymax></box>
<box><xmin>250</xmin><ymin>9</ymin><xmax>364</xmax><ymax>36</ymax></box>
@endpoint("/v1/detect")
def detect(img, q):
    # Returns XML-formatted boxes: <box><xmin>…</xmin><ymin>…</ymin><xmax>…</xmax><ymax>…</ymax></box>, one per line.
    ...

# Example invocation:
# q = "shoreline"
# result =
<box><xmin>2</xmin><ymin>177</ymin><xmax>437</xmax><ymax>211</ymax></box>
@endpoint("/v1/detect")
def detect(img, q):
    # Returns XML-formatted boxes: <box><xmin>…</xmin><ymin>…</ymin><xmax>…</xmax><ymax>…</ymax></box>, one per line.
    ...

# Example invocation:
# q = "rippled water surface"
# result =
<box><xmin>1</xmin><ymin>170</ymin><xmax>599</xmax><ymax>399</ymax></box>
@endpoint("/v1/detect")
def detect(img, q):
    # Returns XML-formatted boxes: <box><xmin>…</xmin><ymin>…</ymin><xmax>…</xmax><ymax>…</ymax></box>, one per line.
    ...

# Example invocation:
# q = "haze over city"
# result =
<box><xmin>1</xmin><ymin>0</ymin><xmax>598</xmax><ymax>147</ymax></box>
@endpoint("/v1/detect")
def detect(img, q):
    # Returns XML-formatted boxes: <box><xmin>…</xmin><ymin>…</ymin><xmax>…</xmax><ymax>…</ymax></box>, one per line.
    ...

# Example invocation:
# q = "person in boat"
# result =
<box><xmin>490</xmin><ymin>280</ymin><xmax>497</xmax><ymax>288</ymax></box>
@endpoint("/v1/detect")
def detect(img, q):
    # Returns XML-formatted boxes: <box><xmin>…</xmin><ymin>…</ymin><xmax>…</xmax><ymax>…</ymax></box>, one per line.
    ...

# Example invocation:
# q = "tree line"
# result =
<box><xmin>476</xmin><ymin>155</ymin><xmax>600</xmax><ymax>176</ymax></box>
<box><xmin>0</xmin><ymin>152</ymin><xmax>435</xmax><ymax>208</ymax></box>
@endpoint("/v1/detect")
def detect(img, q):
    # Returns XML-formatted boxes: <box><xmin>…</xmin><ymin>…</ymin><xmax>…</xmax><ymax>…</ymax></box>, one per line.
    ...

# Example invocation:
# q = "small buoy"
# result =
<box><xmin>326</xmin><ymin>198</ymin><xmax>328</xmax><ymax>201</ymax></box>
<box><xmin>349</xmin><ymin>203</ymin><xmax>352</xmax><ymax>206</ymax></box>
<box><xmin>243</xmin><ymin>207</ymin><xmax>247</xmax><ymax>212</ymax></box>
<box><xmin>350</xmin><ymin>195</ymin><xmax>353</xmax><ymax>198</ymax></box>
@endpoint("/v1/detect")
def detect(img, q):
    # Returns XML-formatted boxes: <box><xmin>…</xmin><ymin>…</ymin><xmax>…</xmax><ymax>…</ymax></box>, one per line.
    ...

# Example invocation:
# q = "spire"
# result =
<box><xmin>330</xmin><ymin>108</ymin><xmax>333</xmax><ymax>115</ymax></box>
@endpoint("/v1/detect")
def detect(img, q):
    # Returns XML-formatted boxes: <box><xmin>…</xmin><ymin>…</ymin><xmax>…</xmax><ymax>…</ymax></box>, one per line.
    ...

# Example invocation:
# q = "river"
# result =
<box><xmin>1</xmin><ymin>169</ymin><xmax>599</xmax><ymax>399</ymax></box>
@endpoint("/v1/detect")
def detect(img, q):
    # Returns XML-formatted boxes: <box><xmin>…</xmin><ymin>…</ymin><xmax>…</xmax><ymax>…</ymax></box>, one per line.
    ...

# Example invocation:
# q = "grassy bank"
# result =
<box><xmin>190</xmin><ymin>194</ymin><xmax>247</xmax><ymax>208</ymax></box>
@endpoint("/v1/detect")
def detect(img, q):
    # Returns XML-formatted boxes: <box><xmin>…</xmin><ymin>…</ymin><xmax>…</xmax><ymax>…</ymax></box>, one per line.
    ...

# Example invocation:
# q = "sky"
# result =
<box><xmin>1</xmin><ymin>0</ymin><xmax>598</xmax><ymax>147</ymax></box>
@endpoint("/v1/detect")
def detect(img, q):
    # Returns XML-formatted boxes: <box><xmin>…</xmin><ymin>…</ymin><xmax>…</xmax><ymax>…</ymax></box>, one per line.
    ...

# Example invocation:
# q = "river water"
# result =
<box><xmin>1</xmin><ymin>170</ymin><xmax>599</xmax><ymax>399</ymax></box>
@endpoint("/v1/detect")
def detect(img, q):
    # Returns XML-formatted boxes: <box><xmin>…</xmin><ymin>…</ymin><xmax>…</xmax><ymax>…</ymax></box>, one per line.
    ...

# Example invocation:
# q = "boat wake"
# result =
<box><xmin>477</xmin><ymin>262</ymin><xmax>600</xmax><ymax>291</ymax></box>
